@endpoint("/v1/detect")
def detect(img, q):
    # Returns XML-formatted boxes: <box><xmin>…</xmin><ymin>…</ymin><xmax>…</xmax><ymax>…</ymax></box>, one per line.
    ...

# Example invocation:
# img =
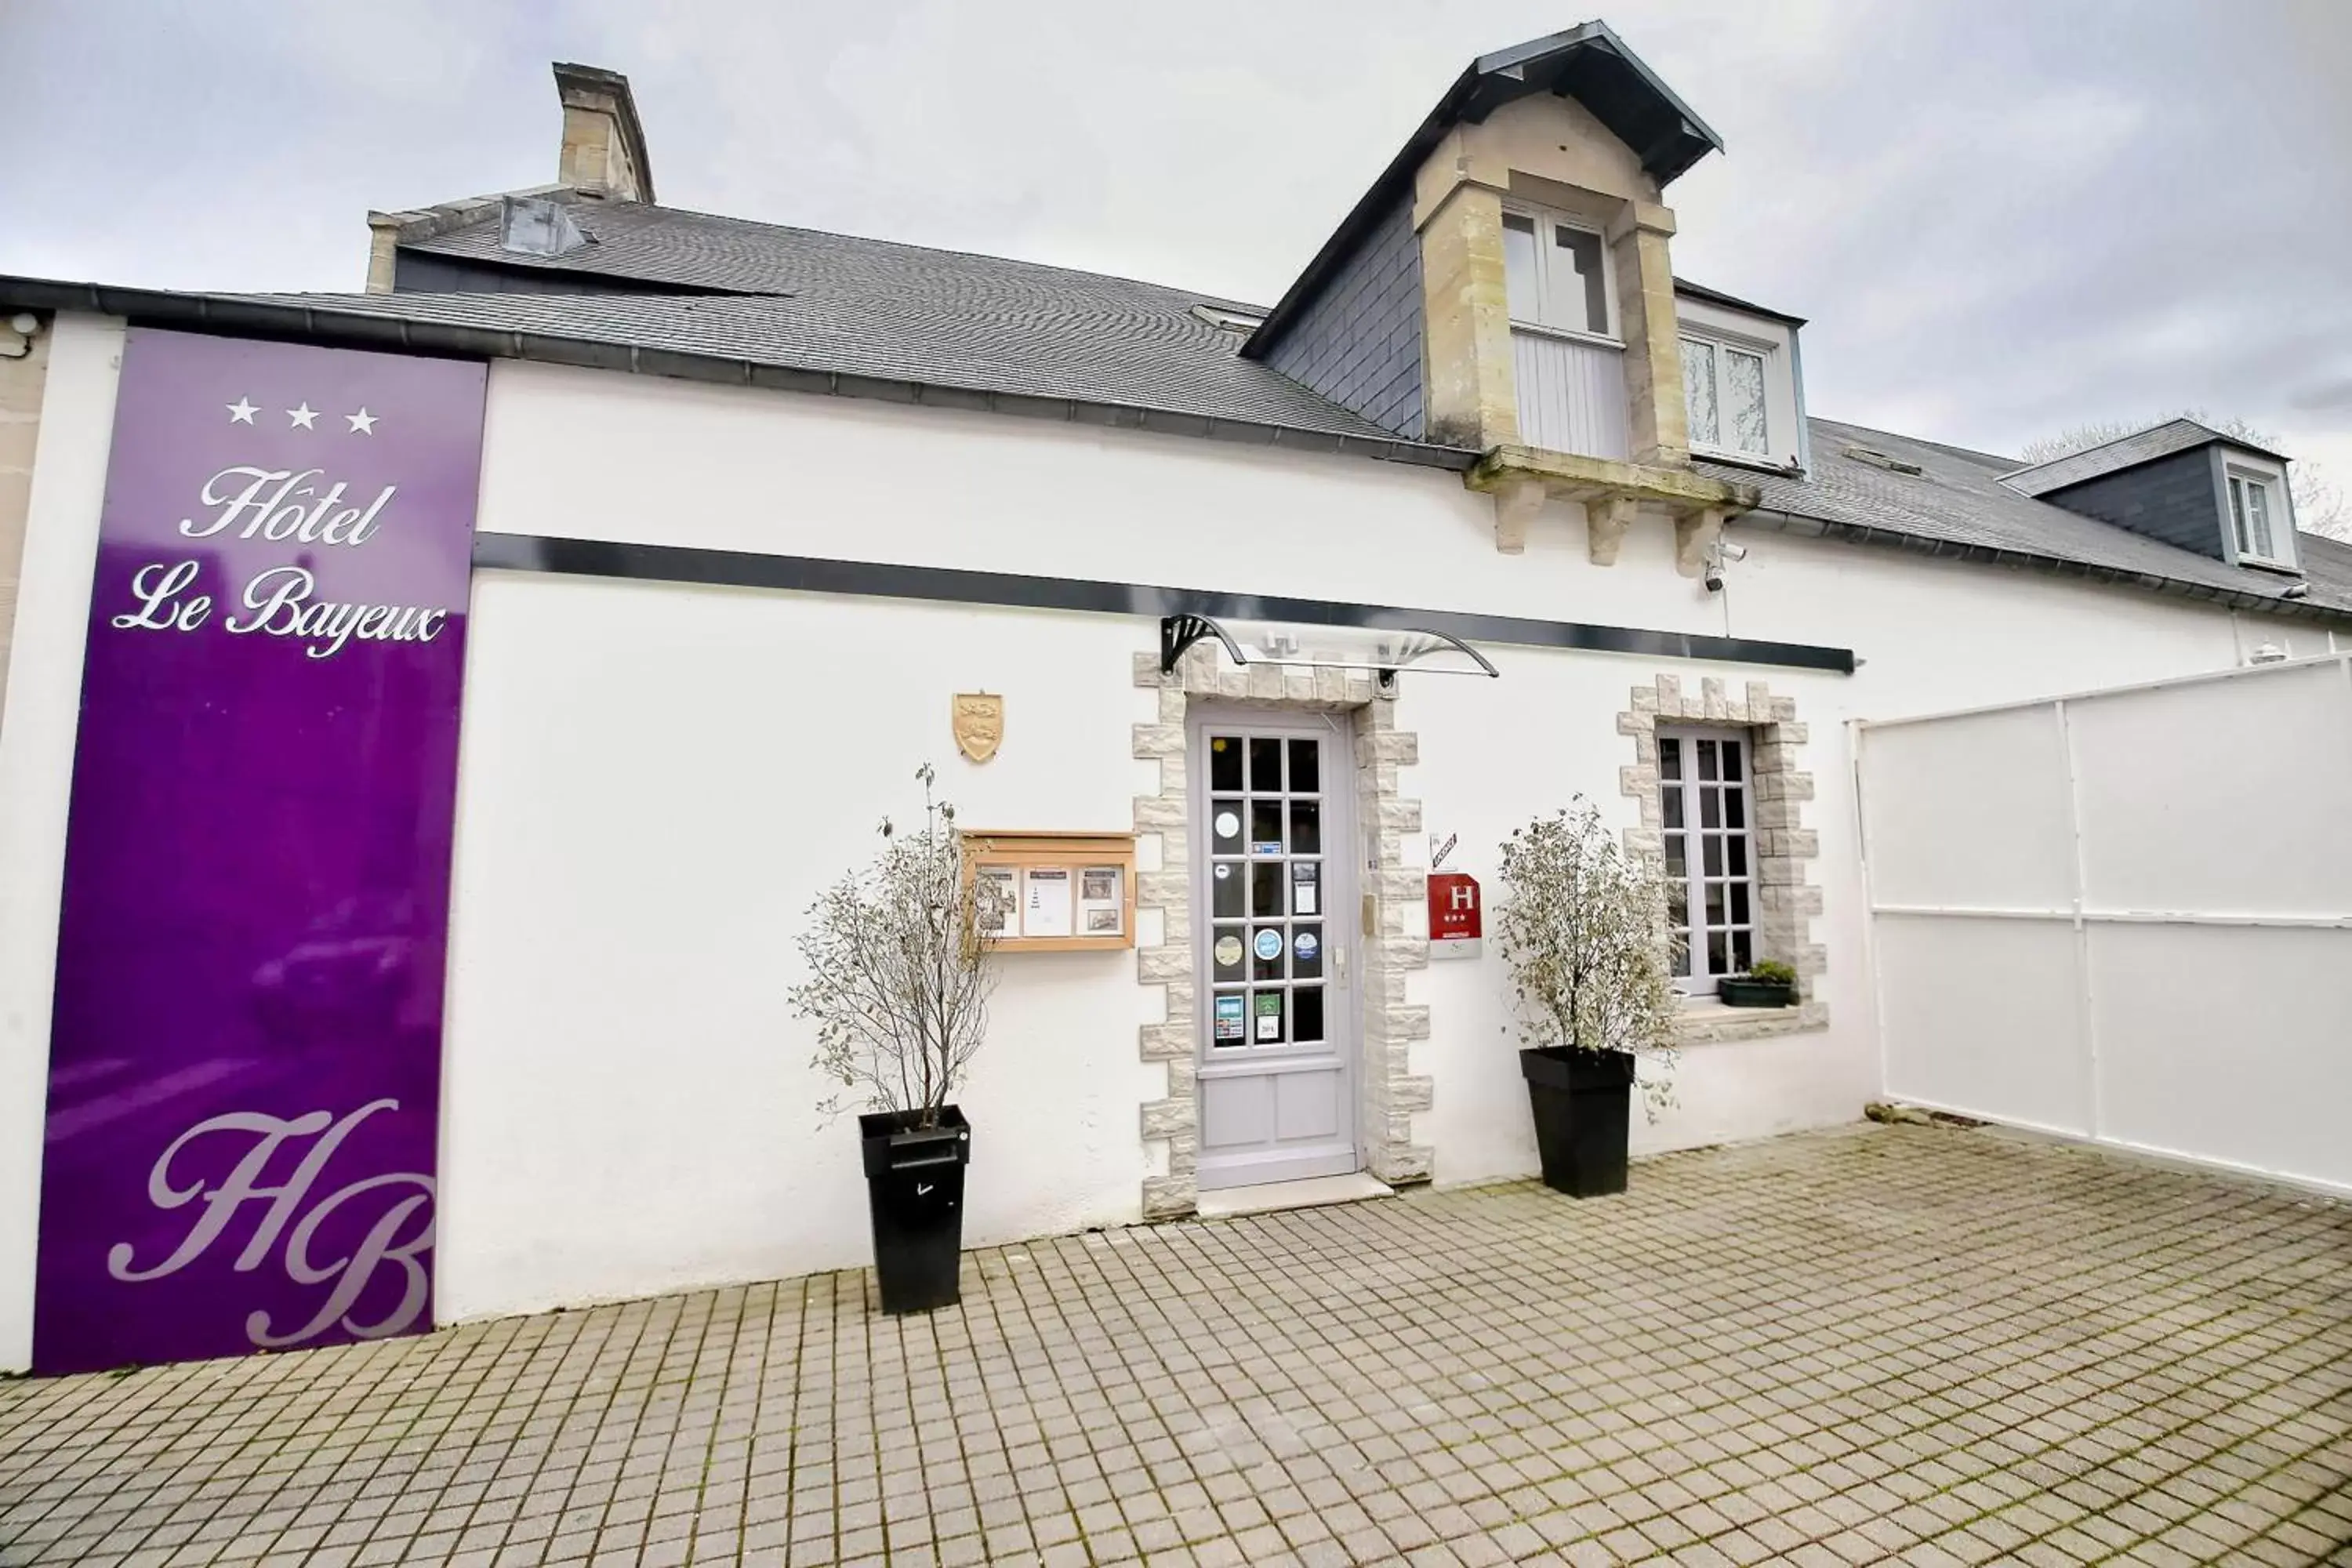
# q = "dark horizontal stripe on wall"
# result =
<box><xmin>471</xmin><ymin>533</ymin><xmax>1857</xmax><ymax>675</ymax></box>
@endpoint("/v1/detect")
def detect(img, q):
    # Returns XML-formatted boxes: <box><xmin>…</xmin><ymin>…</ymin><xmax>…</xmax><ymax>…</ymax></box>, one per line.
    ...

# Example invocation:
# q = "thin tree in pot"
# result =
<box><xmin>789</xmin><ymin>763</ymin><xmax>1006</xmax><ymax>1312</ymax></box>
<box><xmin>1496</xmin><ymin>797</ymin><xmax>1679</xmax><ymax>1196</ymax></box>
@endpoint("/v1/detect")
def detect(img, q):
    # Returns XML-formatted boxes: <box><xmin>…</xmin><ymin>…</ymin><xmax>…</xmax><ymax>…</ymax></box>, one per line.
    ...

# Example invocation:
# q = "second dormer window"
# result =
<box><xmin>1501</xmin><ymin>209</ymin><xmax>1616</xmax><ymax>340</ymax></box>
<box><xmin>2227</xmin><ymin>469</ymin><xmax>2286</xmax><ymax>565</ymax></box>
<box><xmin>1681</xmin><ymin>334</ymin><xmax>1769</xmax><ymax>458</ymax></box>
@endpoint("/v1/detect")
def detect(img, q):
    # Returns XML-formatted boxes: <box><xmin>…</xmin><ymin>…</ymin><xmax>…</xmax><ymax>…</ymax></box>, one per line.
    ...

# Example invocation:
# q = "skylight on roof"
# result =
<box><xmin>1189</xmin><ymin>304</ymin><xmax>1265</xmax><ymax>334</ymax></box>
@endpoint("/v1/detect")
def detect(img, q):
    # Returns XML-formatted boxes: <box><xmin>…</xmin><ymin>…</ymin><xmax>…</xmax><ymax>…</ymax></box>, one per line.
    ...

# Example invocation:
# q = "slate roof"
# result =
<box><xmin>2002</xmin><ymin>416</ymin><xmax>2289</xmax><ymax>498</ymax></box>
<box><xmin>395</xmin><ymin>198</ymin><xmax>1406</xmax><ymax>443</ymax></box>
<box><xmin>1700</xmin><ymin>421</ymin><xmax>2352</xmax><ymax>615</ymax></box>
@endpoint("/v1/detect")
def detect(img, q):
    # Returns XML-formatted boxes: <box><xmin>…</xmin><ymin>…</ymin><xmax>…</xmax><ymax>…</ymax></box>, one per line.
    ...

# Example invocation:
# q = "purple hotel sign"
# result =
<box><xmin>33</xmin><ymin>329</ymin><xmax>485</xmax><ymax>1374</ymax></box>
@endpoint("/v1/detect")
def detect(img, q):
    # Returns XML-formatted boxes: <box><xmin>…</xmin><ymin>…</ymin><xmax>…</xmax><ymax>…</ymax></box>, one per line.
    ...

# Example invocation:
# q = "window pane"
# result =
<box><xmin>1721</xmin><ymin>739</ymin><xmax>1744</xmax><ymax>780</ymax></box>
<box><xmin>1726</xmin><ymin>350</ymin><xmax>1768</xmax><ymax>455</ymax></box>
<box><xmin>1248</xmin><ymin>737</ymin><xmax>1283</xmax><ymax>792</ymax></box>
<box><xmin>1554</xmin><ymin>225</ymin><xmax>1609</xmax><ymax>335</ymax></box>
<box><xmin>1210</xmin><ymin>800</ymin><xmax>1242</xmax><ymax>854</ymax></box>
<box><xmin>1211</xmin><ymin>862</ymin><xmax>1242</xmax><ymax>918</ymax></box>
<box><xmin>1289</xmin><ymin>800</ymin><xmax>1321</xmax><ymax>855</ymax></box>
<box><xmin>1251</xmin><ymin>989</ymin><xmax>1285</xmax><ymax>1043</ymax></box>
<box><xmin>1663</xmin><ymin>832</ymin><xmax>1686</xmax><ymax>879</ymax></box>
<box><xmin>2230</xmin><ymin>478</ymin><xmax>2252</xmax><ymax>554</ymax></box>
<box><xmin>1701</xmin><ymin>789</ymin><xmax>1720</xmax><ymax>829</ymax></box>
<box><xmin>1209</xmin><ymin>735</ymin><xmax>1243</xmax><ymax>793</ymax></box>
<box><xmin>2249</xmin><ymin>482</ymin><xmax>2274</xmax><ymax>557</ymax></box>
<box><xmin>1503</xmin><ymin>215</ymin><xmax>1539</xmax><ymax>322</ymax></box>
<box><xmin>1287</xmin><ymin>739</ymin><xmax>1319</xmax><ymax>795</ymax></box>
<box><xmin>1663</xmin><ymin>786</ymin><xmax>1684</xmax><ymax>830</ymax></box>
<box><xmin>1728</xmin><ymin>837</ymin><xmax>1749</xmax><ymax>877</ymax></box>
<box><xmin>1697</xmin><ymin>739</ymin><xmax>1719</xmax><ymax>782</ymax></box>
<box><xmin>1292</xmin><ymin>985</ymin><xmax>1323</xmax><ymax>1044</ymax></box>
<box><xmin>1707</xmin><ymin>931</ymin><xmax>1729</xmax><ymax>976</ymax></box>
<box><xmin>1730</xmin><ymin>883</ymin><xmax>1750</xmax><ymax>924</ymax></box>
<box><xmin>1730</xmin><ymin>930</ymin><xmax>1754</xmax><ymax>972</ymax></box>
<box><xmin>1725</xmin><ymin>788</ymin><xmax>1745</xmax><ymax>829</ymax></box>
<box><xmin>1211</xmin><ymin>925</ymin><xmax>1244</xmax><ymax>982</ymax></box>
<box><xmin>1704</xmin><ymin>837</ymin><xmax>1722</xmax><ymax>877</ymax></box>
<box><xmin>1671</xmin><ymin>930</ymin><xmax>1690</xmax><ymax>977</ymax></box>
<box><xmin>1291</xmin><ymin>924</ymin><xmax>1324</xmax><ymax>980</ymax></box>
<box><xmin>1250</xmin><ymin>862</ymin><xmax>1283</xmax><ymax>917</ymax></box>
<box><xmin>1249</xmin><ymin>798</ymin><xmax>1283</xmax><ymax>851</ymax></box>
<box><xmin>1659</xmin><ymin>736</ymin><xmax>1682</xmax><ymax>780</ymax></box>
<box><xmin>1681</xmin><ymin>338</ymin><xmax>1719</xmax><ymax>448</ymax></box>
<box><xmin>1704</xmin><ymin>881</ymin><xmax>1726</xmax><ymax>925</ymax></box>
<box><xmin>1211</xmin><ymin>990</ymin><xmax>1247</xmax><ymax>1047</ymax></box>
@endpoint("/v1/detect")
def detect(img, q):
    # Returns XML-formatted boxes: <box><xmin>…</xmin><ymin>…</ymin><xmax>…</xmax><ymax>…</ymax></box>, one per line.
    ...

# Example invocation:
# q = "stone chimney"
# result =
<box><xmin>554</xmin><ymin>63</ymin><xmax>655</xmax><ymax>204</ymax></box>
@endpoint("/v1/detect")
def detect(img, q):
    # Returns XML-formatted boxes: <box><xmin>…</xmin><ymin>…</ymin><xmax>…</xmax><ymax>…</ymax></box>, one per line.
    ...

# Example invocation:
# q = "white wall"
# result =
<box><xmin>464</xmin><ymin>361</ymin><xmax>2312</xmax><ymax>1230</ymax></box>
<box><xmin>436</xmin><ymin>573</ymin><xmax>1162</xmax><ymax>1321</ymax></box>
<box><xmin>0</xmin><ymin>314</ymin><xmax>124</xmax><ymax>1372</ymax></box>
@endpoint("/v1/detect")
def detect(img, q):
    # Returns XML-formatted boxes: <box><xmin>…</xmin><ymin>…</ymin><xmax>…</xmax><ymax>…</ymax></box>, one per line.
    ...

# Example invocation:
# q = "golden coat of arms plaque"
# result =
<box><xmin>952</xmin><ymin>692</ymin><xmax>1004</xmax><ymax>763</ymax></box>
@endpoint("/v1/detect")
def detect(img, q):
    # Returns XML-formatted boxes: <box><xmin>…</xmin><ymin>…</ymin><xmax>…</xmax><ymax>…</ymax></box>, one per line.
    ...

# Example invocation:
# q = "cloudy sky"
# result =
<box><xmin>5</xmin><ymin>0</ymin><xmax>2348</xmax><ymax>481</ymax></box>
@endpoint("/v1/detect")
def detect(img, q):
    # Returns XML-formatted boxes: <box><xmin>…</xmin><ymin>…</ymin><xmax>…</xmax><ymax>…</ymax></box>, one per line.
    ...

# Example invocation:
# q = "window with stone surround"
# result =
<box><xmin>1657</xmin><ymin>728</ymin><xmax>1755</xmax><ymax>993</ymax></box>
<box><xmin>1618</xmin><ymin>675</ymin><xmax>1828</xmax><ymax>1042</ymax></box>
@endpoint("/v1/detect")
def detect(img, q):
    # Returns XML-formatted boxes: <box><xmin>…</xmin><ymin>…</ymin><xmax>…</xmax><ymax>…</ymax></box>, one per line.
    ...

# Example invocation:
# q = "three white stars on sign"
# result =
<box><xmin>225</xmin><ymin>397</ymin><xmax>377</xmax><ymax>434</ymax></box>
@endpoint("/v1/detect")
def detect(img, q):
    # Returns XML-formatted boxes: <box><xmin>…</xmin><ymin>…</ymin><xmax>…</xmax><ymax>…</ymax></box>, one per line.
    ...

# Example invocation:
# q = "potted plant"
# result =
<box><xmin>1495</xmin><ymin>799</ymin><xmax>1678</xmax><ymax>1197</ymax></box>
<box><xmin>1719</xmin><ymin>960</ymin><xmax>1798</xmax><ymax>1008</ymax></box>
<box><xmin>789</xmin><ymin>764</ymin><xmax>1006</xmax><ymax>1313</ymax></box>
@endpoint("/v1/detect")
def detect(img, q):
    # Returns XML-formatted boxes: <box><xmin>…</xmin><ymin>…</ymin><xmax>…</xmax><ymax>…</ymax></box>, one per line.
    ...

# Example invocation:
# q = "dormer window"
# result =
<box><xmin>1501</xmin><ymin>209</ymin><xmax>1617</xmax><ymax>341</ymax></box>
<box><xmin>1680</xmin><ymin>334</ymin><xmax>1769</xmax><ymax>458</ymax></box>
<box><xmin>1673</xmin><ymin>287</ymin><xmax>1807</xmax><ymax>472</ymax></box>
<box><xmin>2227</xmin><ymin>467</ymin><xmax>2288</xmax><ymax>567</ymax></box>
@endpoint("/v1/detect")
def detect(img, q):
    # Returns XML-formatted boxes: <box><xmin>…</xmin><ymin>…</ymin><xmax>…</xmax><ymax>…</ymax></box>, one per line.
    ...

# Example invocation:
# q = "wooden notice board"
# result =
<box><xmin>964</xmin><ymin>830</ymin><xmax>1137</xmax><ymax>953</ymax></box>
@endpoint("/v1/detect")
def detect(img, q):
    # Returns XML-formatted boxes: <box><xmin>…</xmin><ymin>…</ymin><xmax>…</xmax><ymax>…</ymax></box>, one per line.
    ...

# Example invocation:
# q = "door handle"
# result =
<box><xmin>1335</xmin><ymin>944</ymin><xmax>1348</xmax><ymax>984</ymax></box>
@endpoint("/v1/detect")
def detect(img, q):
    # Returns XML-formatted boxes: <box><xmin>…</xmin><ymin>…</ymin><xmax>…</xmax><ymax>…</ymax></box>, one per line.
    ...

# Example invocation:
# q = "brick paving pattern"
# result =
<box><xmin>2</xmin><ymin>1123</ymin><xmax>2348</xmax><ymax>1566</ymax></box>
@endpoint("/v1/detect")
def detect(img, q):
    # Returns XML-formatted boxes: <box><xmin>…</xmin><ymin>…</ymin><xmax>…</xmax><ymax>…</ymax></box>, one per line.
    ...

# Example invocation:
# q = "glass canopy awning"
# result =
<box><xmin>1160</xmin><ymin>614</ymin><xmax>1499</xmax><ymax>686</ymax></box>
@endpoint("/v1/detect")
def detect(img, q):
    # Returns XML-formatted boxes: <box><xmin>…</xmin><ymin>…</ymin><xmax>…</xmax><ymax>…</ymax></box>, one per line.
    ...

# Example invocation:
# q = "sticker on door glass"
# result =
<box><xmin>1251</xmin><ymin>841</ymin><xmax>1283</xmax><ymax>856</ymax></box>
<box><xmin>1292</xmin><ymin>862</ymin><xmax>1318</xmax><ymax>916</ymax></box>
<box><xmin>1214</xmin><ymin>810</ymin><xmax>1240</xmax><ymax>838</ymax></box>
<box><xmin>1253</xmin><ymin>928</ymin><xmax>1283</xmax><ymax>962</ymax></box>
<box><xmin>1254</xmin><ymin>993</ymin><xmax>1283</xmax><ymax>1040</ymax></box>
<box><xmin>1213</xmin><ymin>934</ymin><xmax>1243</xmax><ymax>967</ymax></box>
<box><xmin>1293</xmin><ymin>931</ymin><xmax>1319</xmax><ymax>961</ymax></box>
<box><xmin>1213</xmin><ymin>994</ymin><xmax>1246</xmax><ymax>1043</ymax></box>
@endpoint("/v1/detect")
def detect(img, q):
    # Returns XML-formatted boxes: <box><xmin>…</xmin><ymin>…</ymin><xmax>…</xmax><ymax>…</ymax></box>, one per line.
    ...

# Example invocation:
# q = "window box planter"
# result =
<box><xmin>858</xmin><ymin>1106</ymin><xmax>971</xmax><ymax>1313</ymax></box>
<box><xmin>1718</xmin><ymin>977</ymin><xmax>1797</xmax><ymax>1008</ymax></box>
<box><xmin>1519</xmin><ymin>1047</ymin><xmax>1634</xmax><ymax>1197</ymax></box>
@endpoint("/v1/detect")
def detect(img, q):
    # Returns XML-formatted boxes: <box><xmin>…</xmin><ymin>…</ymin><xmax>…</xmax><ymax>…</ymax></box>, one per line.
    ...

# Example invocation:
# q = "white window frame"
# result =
<box><xmin>2227</xmin><ymin>466</ymin><xmax>2293</xmax><ymax>569</ymax></box>
<box><xmin>1501</xmin><ymin>204</ymin><xmax>1619</xmax><ymax>345</ymax></box>
<box><xmin>1657</xmin><ymin>727</ymin><xmax>1757</xmax><ymax>995</ymax></box>
<box><xmin>1679</xmin><ymin>330</ymin><xmax>1774</xmax><ymax>462</ymax></box>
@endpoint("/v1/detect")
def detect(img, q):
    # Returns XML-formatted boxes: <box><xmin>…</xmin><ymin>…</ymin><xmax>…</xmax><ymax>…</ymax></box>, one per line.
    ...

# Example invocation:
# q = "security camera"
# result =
<box><xmin>6</xmin><ymin>313</ymin><xmax>36</xmax><ymax>337</ymax></box>
<box><xmin>1717</xmin><ymin>540</ymin><xmax>1748</xmax><ymax>563</ymax></box>
<box><xmin>1703</xmin><ymin>564</ymin><xmax>1724</xmax><ymax>593</ymax></box>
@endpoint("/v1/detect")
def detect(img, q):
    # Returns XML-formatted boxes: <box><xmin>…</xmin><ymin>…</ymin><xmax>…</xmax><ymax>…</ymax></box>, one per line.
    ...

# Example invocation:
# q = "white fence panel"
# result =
<box><xmin>1860</xmin><ymin>655</ymin><xmax>2352</xmax><ymax>1195</ymax></box>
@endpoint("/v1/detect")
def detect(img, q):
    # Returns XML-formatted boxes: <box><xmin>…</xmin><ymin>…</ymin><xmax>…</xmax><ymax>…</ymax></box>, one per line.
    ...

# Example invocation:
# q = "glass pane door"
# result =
<box><xmin>1203</xmin><ymin>730</ymin><xmax>1326</xmax><ymax>1053</ymax></box>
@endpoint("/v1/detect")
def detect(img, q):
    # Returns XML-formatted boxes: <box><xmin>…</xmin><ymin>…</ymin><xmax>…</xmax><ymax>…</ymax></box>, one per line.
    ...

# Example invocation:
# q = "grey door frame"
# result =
<box><xmin>1186</xmin><ymin>703</ymin><xmax>1359</xmax><ymax>1191</ymax></box>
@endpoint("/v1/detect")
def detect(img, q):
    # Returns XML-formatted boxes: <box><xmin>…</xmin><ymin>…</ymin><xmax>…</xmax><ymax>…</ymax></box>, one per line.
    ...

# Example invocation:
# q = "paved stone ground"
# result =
<box><xmin>3</xmin><ymin>1123</ymin><xmax>2349</xmax><ymax>1567</ymax></box>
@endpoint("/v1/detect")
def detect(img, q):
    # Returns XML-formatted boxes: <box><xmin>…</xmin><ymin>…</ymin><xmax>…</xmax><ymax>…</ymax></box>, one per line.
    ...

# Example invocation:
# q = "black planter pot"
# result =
<box><xmin>1719</xmin><ymin>978</ymin><xmax>1797</xmax><ymax>1008</ymax></box>
<box><xmin>858</xmin><ymin>1105</ymin><xmax>971</xmax><ymax>1313</ymax></box>
<box><xmin>1519</xmin><ymin>1047</ymin><xmax>1634</xmax><ymax>1198</ymax></box>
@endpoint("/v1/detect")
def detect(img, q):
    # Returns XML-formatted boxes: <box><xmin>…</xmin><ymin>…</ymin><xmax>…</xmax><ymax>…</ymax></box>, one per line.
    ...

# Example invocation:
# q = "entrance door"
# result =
<box><xmin>1189</xmin><ymin>710</ymin><xmax>1357</xmax><ymax>1190</ymax></box>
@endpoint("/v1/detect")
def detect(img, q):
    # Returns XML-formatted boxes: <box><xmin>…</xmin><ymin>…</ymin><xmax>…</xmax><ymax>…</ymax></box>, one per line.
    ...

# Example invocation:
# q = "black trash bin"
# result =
<box><xmin>1519</xmin><ymin>1047</ymin><xmax>1633</xmax><ymax>1197</ymax></box>
<box><xmin>858</xmin><ymin>1106</ymin><xmax>971</xmax><ymax>1312</ymax></box>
